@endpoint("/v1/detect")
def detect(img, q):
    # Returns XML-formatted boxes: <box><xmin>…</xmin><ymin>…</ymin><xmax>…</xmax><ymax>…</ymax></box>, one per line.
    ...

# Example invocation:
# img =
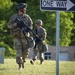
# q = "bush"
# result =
<box><xmin>0</xmin><ymin>41</ymin><xmax>16</xmax><ymax>58</ymax></box>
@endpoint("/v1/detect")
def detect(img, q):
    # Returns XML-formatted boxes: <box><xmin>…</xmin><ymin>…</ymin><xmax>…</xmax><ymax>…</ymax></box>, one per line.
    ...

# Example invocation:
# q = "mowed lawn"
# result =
<box><xmin>0</xmin><ymin>59</ymin><xmax>75</xmax><ymax>75</ymax></box>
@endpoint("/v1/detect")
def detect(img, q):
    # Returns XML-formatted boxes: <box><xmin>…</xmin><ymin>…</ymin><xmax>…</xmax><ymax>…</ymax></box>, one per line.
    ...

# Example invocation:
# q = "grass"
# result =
<box><xmin>0</xmin><ymin>59</ymin><xmax>75</xmax><ymax>75</ymax></box>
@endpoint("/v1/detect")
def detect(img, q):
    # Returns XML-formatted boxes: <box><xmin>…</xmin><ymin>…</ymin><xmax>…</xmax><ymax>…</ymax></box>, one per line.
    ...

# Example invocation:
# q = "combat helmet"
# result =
<box><xmin>35</xmin><ymin>19</ymin><xmax>43</xmax><ymax>25</ymax></box>
<box><xmin>16</xmin><ymin>3</ymin><xmax>27</xmax><ymax>10</ymax></box>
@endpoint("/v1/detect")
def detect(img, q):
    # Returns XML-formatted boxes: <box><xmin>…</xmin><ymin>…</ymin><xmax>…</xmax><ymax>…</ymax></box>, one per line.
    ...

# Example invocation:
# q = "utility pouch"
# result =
<box><xmin>42</xmin><ymin>43</ymin><xmax>48</xmax><ymax>52</ymax></box>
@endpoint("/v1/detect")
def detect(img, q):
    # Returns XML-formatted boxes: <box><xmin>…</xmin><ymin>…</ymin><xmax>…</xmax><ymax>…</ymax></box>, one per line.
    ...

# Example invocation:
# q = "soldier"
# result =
<box><xmin>30</xmin><ymin>19</ymin><xmax>47</xmax><ymax>64</ymax></box>
<box><xmin>8</xmin><ymin>3</ymin><xmax>33</xmax><ymax>70</ymax></box>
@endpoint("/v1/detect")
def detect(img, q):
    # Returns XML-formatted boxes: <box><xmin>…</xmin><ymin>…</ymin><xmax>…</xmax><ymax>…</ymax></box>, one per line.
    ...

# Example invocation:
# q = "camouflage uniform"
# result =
<box><xmin>30</xmin><ymin>19</ymin><xmax>47</xmax><ymax>64</ymax></box>
<box><xmin>8</xmin><ymin>3</ymin><xmax>33</xmax><ymax>69</ymax></box>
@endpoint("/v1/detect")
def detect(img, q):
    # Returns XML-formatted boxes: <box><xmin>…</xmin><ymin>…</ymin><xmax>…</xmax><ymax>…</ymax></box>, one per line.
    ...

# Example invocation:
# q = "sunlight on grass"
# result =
<box><xmin>0</xmin><ymin>59</ymin><xmax>75</xmax><ymax>75</ymax></box>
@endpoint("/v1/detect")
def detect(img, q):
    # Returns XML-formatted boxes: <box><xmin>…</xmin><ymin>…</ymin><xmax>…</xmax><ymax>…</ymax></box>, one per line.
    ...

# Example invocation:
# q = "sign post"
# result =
<box><xmin>56</xmin><ymin>11</ymin><xmax>60</xmax><ymax>75</ymax></box>
<box><xmin>40</xmin><ymin>0</ymin><xmax>75</xmax><ymax>75</ymax></box>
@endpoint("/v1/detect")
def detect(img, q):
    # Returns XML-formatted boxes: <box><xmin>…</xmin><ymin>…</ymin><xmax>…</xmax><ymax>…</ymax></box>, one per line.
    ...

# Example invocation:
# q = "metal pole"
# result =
<box><xmin>56</xmin><ymin>11</ymin><xmax>60</xmax><ymax>75</ymax></box>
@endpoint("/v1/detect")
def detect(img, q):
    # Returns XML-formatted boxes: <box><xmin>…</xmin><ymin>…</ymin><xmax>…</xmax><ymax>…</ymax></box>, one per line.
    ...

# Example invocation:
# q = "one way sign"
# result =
<box><xmin>40</xmin><ymin>0</ymin><xmax>75</xmax><ymax>11</ymax></box>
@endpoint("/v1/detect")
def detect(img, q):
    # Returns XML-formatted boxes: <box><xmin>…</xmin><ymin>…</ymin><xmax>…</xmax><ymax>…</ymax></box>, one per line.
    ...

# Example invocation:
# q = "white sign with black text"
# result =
<box><xmin>40</xmin><ymin>0</ymin><xmax>75</xmax><ymax>11</ymax></box>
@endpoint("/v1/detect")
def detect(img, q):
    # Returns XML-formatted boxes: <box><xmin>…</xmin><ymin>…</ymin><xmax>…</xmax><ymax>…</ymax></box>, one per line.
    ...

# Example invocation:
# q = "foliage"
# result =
<box><xmin>0</xmin><ymin>0</ymin><xmax>16</xmax><ymax>57</ymax></box>
<box><xmin>60</xmin><ymin>12</ymin><xmax>74</xmax><ymax>46</ymax></box>
<box><xmin>0</xmin><ymin>0</ymin><xmax>13</xmax><ymax>20</ymax></box>
<box><xmin>0</xmin><ymin>42</ymin><xmax>16</xmax><ymax>57</ymax></box>
<box><xmin>70</xmin><ymin>13</ymin><xmax>75</xmax><ymax>45</ymax></box>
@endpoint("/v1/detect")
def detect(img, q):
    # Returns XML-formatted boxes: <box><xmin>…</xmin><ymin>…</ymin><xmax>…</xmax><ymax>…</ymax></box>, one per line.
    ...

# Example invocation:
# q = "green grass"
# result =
<box><xmin>0</xmin><ymin>59</ymin><xmax>75</xmax><ymax>75</ymax></box>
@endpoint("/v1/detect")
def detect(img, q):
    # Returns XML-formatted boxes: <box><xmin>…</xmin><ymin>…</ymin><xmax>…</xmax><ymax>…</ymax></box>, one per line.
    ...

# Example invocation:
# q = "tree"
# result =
<box><xmin>0</xmin><ymin>0</ymin><xmax>16</xmax><ymax>57</ymax></box>
<box><xmin>70</xmin><ymin>13</ymin><xmax>75</xmax><ymax>45</ymax></box>
<box><xmin>60</xmin><ymin>12</ymin><xmax>74</xmax><ymax>46</ymax></box>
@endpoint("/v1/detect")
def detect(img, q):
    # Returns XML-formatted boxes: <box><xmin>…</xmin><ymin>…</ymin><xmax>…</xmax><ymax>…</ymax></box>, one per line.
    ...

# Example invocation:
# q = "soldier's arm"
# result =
<box><xmin>8</xmin><ymin>14</ymin><xmax>17</xmax><ymax>29</ymax></box>
<box><xmin>40</xmin><ymin>28</ymin><xmax>47</xmax><ymax>41</ymax></box>
<box><xmin>27</xmin><ymin>15</ymin><xmax>33</xmax><ymax>30</ymax></box>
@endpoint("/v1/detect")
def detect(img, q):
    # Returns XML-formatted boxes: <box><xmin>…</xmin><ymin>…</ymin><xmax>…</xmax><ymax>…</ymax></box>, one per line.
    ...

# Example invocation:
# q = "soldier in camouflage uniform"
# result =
<box><xmin>30</xmin><ymin>19</ymin><xmax>47</xmax><ymax>64</ymax></box>
<box><xmin>8</xmin><ymin>3</ymin><xmax>33</xmax><ymax>70</ymax></box>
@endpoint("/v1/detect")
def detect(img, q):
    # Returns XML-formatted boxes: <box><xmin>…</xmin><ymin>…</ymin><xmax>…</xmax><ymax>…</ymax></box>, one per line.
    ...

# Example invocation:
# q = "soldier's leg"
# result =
<box><xmin>21</xmin><ymin>39</ymin><xmax>29</xmax><ymax>68</ymax></box>
<box><xmin>16</xmin><ymin>50</ymin><xmax>24</xmax><ymax>69</ymax></box>
<box><xmin>22</xmin><ymin>52</ymin><xmax>27</xmax><ymax>62</ymax></box>
<box><xmin>33</xmin><ymin>49</ymin><xmax>38</xmax><ymax>60</ymax></box>
<box><xmin>14</xmin><ymin>39</ymin><xmax>23</xmax><ymax>69</ymax></box>
<box><xmin>39</xmin><ymin>51</ymin><xmax>44</xmax><ymax>64</ymax></box>
<box><xmin>30</xmin><ymin>48</ymin><xmax>38</xmax><ymax>64</ymax></box>
<box><xmin>16</xmin><ymin>56</ymin><xmax>23</xmax><ymax>69</ymax></box>
<box><xmin>22</xmin><ymin>49</ymin><xmax>29</xmax><ymax>68</ymax></box>
<box><xmin>38</xmin><ymin>43</ymin><xmax>44</xmax><ymax>64</ymax></box>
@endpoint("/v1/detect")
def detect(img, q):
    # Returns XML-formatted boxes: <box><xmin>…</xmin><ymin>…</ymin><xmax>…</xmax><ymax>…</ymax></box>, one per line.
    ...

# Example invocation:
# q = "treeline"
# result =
<box><xmin>0</xmin><ymin>0</ymin><xmax>75</xmax><ymax>57</ymax></box>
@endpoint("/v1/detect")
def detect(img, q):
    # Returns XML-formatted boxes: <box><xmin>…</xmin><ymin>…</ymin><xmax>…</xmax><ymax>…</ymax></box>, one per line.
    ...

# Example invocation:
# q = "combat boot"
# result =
<box><xmin>18</xmin><ymin>64</ymin><xmax>22</xmax><ymax>70</ymax></box>
<box><xmin>30</xmin><ymin>58</ymin><xmax>36</xmax><ymax>65</ymax></box>
<box><xmin>22</xmin><ymin>63</ymin><xmax>24</xmax><ymax>68</ymax></box>
<box><xmin>40</xmin><ymin>59</ymin><xmax>44</xmax><ymax>64</ymax></box>
<box><xmin>30</xmin><ymin>60</ymin><xmax>34</xmax><ymax>65</ymax></box>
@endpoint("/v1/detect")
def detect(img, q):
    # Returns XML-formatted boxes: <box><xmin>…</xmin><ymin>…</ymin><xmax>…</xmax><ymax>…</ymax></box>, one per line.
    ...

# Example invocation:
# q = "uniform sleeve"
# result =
<box><xmin>8</xmin><ymin>14</ymin><xmax>17</xmax><ymax>29</ymax></box>
<box><xmin>27</xmin><ymin>15</ymin><xmax>33</xmax><ymax>30</ymax></box>
<box><xmin>40</xmin><ymin>28</ymin><xmax>47</xmax><ymax>41</ymax></box>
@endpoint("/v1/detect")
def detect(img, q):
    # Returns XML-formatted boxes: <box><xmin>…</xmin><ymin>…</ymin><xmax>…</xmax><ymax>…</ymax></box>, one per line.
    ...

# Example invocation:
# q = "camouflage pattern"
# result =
<box><xmin>8</xmin><ymin>13</ymin><xmax>33</xmax><ymax>65</ymax></box>
<box><xmin>34</xmin><ymin>27</ymin><xmax>47</xmax><ymax>41</ymax></box>
<box><xmin>32</xmin><ymin>26</ymin><xmax>47</xmax><ymax>62</ymax></box>
<box><xmin>35</xmin><ymin>19</ymin><xmax>43</xmax><ymax>25</ymax></box>
<box><xmin>14</xmin><ymin>38</ymin><xmax>28</xmax><ymax>64</ymax></box>
<box><xmin>8</xmin><ymin>13</ymin><xmax>33</xmax><ymax>38</ymax></box>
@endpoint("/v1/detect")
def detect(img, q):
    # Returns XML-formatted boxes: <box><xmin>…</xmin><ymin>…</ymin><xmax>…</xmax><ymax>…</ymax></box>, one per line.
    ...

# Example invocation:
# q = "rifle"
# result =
<box><xmin>15</xmin><ymin>18</ymin><xmax>41</xmax><ymax>49</ymax></box>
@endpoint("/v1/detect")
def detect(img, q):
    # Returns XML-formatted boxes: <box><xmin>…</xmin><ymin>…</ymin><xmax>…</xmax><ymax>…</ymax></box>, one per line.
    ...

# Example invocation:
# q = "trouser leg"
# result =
<box><xmin>14</xmin><ymin>39</ymin><xmax>23</xmax><ymax>69</ymax></box>
<box><xmin>14</xmin><ymin>38</ymin><xmax>29</xmax><ymax>69</ymax></box>
<box><xmin>22</xmin><ymin>50</ymin><xmax>28</xmax><ymax>68</ymax></box>
<box><xmin>39</xmin><ymin>51</ymin><xmax>44</xmax><ymax>64</ymax></box>
<box><xmin>38</xmin><ymin>42</ymin><xmax>44</xmax><ymax>64</ymax></box>
<box><xmin>30</xmin><ymin>49</ymin><xmax>38</xmax><ymax>64</ymax></box>
<box><xmin>33</xmin><ymin>49</ymin><xmax>38</xmax><ymax>60</ymax></box>
<box><xmin>16</xmin><ymin>51</ymin><xmax>28</xmax><ymax>69</ymax></box>
<box><xmin>22</xmin><ymin>51</ymin><xmax>28</xmax><ymax>62</ymax></box>
<box><xmin>16</xmin><ymin>57</ymin><xmax>23</xmax><ymax>69</ymax></box>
